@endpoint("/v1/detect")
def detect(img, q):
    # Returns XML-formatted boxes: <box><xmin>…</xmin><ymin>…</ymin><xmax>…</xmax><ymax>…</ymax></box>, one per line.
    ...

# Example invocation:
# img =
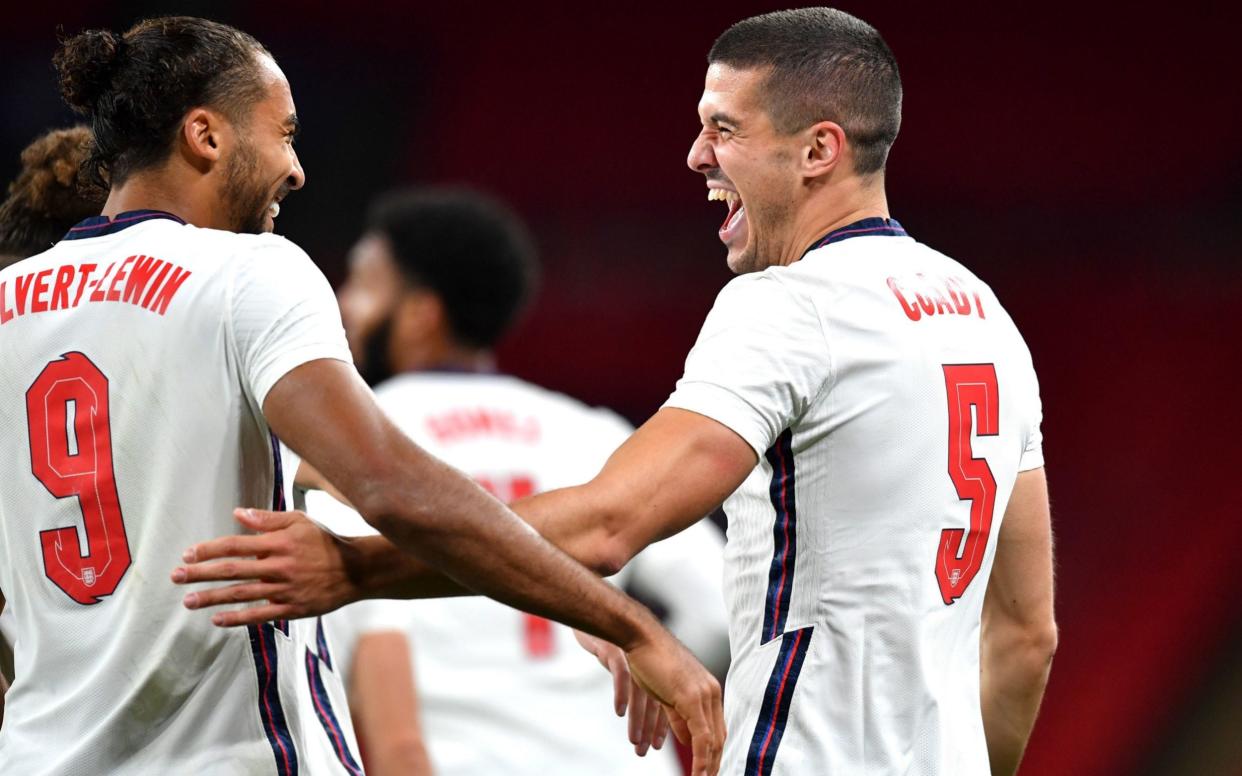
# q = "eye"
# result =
<box><xmin>717</xmin><ymin>125</ymin><xmax>734</xmax><ymax>138</ymax></box>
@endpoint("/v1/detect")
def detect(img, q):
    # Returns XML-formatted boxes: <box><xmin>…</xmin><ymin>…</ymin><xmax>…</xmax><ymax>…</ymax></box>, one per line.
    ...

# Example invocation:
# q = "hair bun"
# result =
<box><xmin>54</xmin><ymin>28</ymin><xmax>126</xmax><ymax>114</ymax></box>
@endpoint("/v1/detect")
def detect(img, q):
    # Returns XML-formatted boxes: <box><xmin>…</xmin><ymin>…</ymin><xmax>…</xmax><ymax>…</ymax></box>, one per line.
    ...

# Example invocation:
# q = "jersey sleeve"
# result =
<box><xmin>663</xmin><ymin>272</ymin><xmax>831</xmax><ymax>457</ymax></box>
<box><xmin>227</xmin><ymin>236</ymin><xmax>353</xmax><ymax>409</ymax></box>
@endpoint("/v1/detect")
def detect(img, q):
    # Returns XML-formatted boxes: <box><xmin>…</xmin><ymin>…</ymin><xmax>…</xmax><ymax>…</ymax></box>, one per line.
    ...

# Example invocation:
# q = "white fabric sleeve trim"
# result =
<box><xmin>252</xmin><ymin>343</ymin><xmax>351</xmax><ymax>410</ymax></box>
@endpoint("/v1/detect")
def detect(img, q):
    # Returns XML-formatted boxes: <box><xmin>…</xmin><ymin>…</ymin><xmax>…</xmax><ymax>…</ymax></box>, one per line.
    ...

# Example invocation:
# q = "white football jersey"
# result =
<box><xmin>663</xmin><ymin>218</ymin><xmax>1044</xmax><ymax>775</ymax></box>
<box><xmin>313</xmin><ymin>372</ymin><xmax>729</xmax><ymax>776</ymax></box>
<box><xmin>0</xmin><ymin>211</ymin><xmax>363</xmax><ymax>775</ymax></box>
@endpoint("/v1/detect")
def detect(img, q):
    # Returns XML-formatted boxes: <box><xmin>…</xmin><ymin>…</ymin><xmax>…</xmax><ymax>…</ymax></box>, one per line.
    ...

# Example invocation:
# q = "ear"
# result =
<box><xmin>180</xmin><ymin>107</ymin><xmax>229</xmax><ymax>167</ymax></box>
<box><xmin>802</xmin><ymin>120</ymin><xmax>846</xmax><ymax>179</ymax></box>
<box><xmin>392</xmin><ymin>288</ymin><xmax>448</xmax><ymax>345</ymax></box>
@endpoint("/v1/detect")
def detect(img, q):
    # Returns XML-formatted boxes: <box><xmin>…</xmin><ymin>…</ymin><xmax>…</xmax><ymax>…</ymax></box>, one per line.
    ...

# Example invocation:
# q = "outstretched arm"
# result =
<box><xmin>980</xmin><ymin>467</ymin><xmax>1057</xmax><ymax>775</ymax></box>
<box><xmin>179</xmin><ymin>407</ymin><xmax>755</xmax><ymax>607</ymax></box>
<box><xmin>178</xmin><ymin>360</ymin><xmax>726</xmax><ymax>774</ymax></box>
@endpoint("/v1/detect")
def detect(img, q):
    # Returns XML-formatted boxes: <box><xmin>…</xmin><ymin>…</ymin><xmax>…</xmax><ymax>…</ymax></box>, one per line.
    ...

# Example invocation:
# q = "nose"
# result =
<box><xmin>287</xmin><ymin>151</ymin><xmax>306</xmax><ymax>190</ymax></box>
<box><xmin>686</xmin><ymin>130</ymin><xmax>717</xmax><ymax>174</ymax></box>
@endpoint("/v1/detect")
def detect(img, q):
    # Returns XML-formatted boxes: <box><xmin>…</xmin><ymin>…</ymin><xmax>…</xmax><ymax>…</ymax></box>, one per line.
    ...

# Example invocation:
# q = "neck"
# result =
<box><xmin>777</xmin><ymin>174</ymin><xmax>890</xmax><ymax>266</ymax></box>
<box><xmin>398</xmin><ymin>340</ymin><xmax>495</xmax><ymax>375</ymax></box>
<box><xmin>103</xmin><ymin>165</ymin><xmax>229</xmax><ymax>231</ymax></box>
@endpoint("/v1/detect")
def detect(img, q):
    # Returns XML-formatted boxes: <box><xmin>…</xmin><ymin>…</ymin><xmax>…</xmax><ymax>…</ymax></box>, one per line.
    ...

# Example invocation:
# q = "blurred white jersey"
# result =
<box><xmin>663</xmin><ymin>219</ymin><xmax>1044</xmax><ymax>775</ymax></box>
<box><xmin>315</xmin><ymin>372</ymin><xmax>729</xmax><ymax>776</ymax></box>
<box><xmin>0</xmin><ymin>212</ymin><xmax>362</xmax><ymax>775</ymax></box>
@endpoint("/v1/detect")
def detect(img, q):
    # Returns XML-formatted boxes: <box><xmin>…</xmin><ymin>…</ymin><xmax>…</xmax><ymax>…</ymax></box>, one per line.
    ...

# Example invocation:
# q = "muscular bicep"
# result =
<box><xmin>263</xmin><ymin>358</ymin><xmax>426</xmax><ymax>524</ymax></box>
<box><xmin>531</xmin><ymin>407</ymin><xmax>755</xmax><ymax>569</ymax></box>
<box><xmin>603</xmin><ymin>407</ymin><xmax>755</xmax><ymax>537</ymax></box>
<box><xmin>985</xmin><ymin>468</ymin><xmax>1055</xmax><ymax>629</ymax></box>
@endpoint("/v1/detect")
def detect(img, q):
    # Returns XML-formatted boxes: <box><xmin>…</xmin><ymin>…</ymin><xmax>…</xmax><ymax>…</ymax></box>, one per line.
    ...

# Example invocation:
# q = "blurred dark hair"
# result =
<box><xmin>709</xmin><ymin>7</ymin><xmax>902</xmax><ymax>175</ymax></box>
<box><xmin>0</xmin><ymin>125</ymin><xmax>106</xmax><ymax>266</ymax></box>
<box><xmin>53</xmin><ymin>16</ymin><xmax>271</xmax><ymax>189</ymax></box>
<box><xmin>366</xmin><ymin>188</ymin><xmax>539</xmax><ymax>349</ymax></box>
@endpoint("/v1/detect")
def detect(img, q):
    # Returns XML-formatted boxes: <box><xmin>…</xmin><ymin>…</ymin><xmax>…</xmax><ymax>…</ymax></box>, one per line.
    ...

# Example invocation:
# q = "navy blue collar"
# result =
<box><xmin>802</xmin><ymin>216</ymin><xmax>907</xmax><ymax>257</ymax></box>
<box><xmin>63</xmin><ymin>209</ymin><xmax>186</xmax><ymax>241</ymax></box>
<box><xmin>416</xmin><ymin>362</ymin><xmax>498</xmax><ymax>376</ymax></box>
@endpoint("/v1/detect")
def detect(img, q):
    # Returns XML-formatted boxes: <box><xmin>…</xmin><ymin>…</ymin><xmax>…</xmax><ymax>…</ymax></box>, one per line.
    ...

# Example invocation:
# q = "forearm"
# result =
<box><xmin>355</xmin><ymin>453</ymin><xmax>660</xmax><ymax>650</ymax></box>
<box><xmin>980</xmin><ymin>623</ymin><xmax>1056</xmax><ymax>775</ymax></box>
<box><xmin>341</xmin><ymin>484</ymin><xmax>621</xmax><ymax>601</ymax></box>
<box><xmin>367</xmin><ymin>737</ymin><xmax>434</xmax><ymax>776</ymax></box>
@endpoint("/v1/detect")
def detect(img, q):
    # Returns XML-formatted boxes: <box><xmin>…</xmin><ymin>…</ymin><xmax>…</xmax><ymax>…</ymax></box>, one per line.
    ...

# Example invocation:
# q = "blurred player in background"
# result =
<box><xmin>179</xmin><ymin>7</ymin><xmax>1056</xmax><ymax>775</ymax></box>
<box><xmin>310</xmin><ymin>188</ymin><xmax>729</xmax><ymax>776</ymax></box>
<box><xmin>0</xmin><ymin>16</ymin><xmax>723</xmax><ymax>775</ymax></box>
<box><xmin>0</xmin><ymin>125</ymin><xmax>104</xmax><ymax>722</ymax></box>
<box><xmin>0</xmin><ymin>125</ymin><xmax>105</xmax><ymax>268</ymax></box>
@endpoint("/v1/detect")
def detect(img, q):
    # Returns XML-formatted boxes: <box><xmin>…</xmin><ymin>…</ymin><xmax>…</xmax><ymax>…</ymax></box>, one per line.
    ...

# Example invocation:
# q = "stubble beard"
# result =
<box><xmin>222</xmin><ymin>140</ymin><xmax>271</xmax><ymax>235</ymax></box>
<box><xmin>728</xmin><ymin>197</ymin><xmax>795</xmax><ymax>275</ymax></box>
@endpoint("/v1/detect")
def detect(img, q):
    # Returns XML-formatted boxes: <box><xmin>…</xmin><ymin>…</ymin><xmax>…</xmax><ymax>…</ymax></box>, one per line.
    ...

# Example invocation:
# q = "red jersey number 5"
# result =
<box><xmin>936</xmin><ymin>363</ymin><xmax>999</xmax><ymax>606</ymax></box>
<box><xmin>27</xmin><ymin>352</ymin><xmax>132</xmax><ymax>604</ymax></box>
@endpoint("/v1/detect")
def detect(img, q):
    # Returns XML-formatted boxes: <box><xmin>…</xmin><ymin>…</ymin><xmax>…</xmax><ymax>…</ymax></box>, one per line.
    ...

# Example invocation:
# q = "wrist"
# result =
<box><xmin>337</xmin><ymin>535</ymin><xmax>379</xmax><ymax>604</ymax></box>
<box><xmin>616</xmin><ymin>601</ymin><xmax>664</xmax><ymax>653</ymax></box>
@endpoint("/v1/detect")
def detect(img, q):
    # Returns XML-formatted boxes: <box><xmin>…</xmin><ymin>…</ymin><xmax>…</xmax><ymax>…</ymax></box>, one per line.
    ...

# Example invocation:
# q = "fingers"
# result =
<box><xmin>181</xmin><ymin>534</ymin><xmax>273</xmax><ymax>565</ymax></box>
<box><xmin>687</xmin><ymin>701</ymin><xmax>717</xmax><ymax>776</ymax></box>
<box><xmin>713</xmin><ymin>681</ymin><xmax>727</xmax><ymax>766</ymax></box>
<box><xmin>636</xmin><ymin>693</ymin><xmax>663</xmax><ymax>756</ymax></box>
<box><xmin>651</xmin><ymin>709</ymin><xmax>670</xmax><ymax>751</ymax></box>
<box><xmin>182</xmin><ymin>581</ymin><xmax>282</xmax><ymax>611</ymax></box>
<box><xmin>207</xmin><ymin>604</ymin><xmax>292</xmax><ymax>628</ymax></box>
<box><xmin>234</xmin><ymin>507</ymin><xmax>300</xmax><ymax>531</ymax></box>
<box><xmin>677</xmin><ymin>675</ymin><xmax>723</xmax><ymax>776</ymax></box>
<box><xmin>171</xmin><ymin>559</ymin><xmax>279</xmax><ymax>585</ymax></box>
<box><xmin>627</xmin><ymin>678</ymin><xmax>649</xmax><ymax>748</ymax></box>
<box><xmin>179</xmin><ymin>509</ymin><xmax>304</xmax><ymax>565</ymax></box>
<box><xmin>610</xmin><ymin>652</ymin><xmax>631</xmax><ymax>716</ymax></box>
<box><xmin>667</xmin><ymin>708</ymin><xmax>691</xmax><ymax>746</ymax></box>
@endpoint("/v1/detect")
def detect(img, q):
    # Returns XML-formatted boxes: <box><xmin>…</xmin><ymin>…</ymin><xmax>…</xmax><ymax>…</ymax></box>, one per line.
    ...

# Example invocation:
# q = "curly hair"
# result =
<box><xmin>0</xmin><ymin>125</ymin><xmax>107</xmax><ymax>265</ymax></box>
<box><xmin>366</xmin><ymin>188</ymin><xmax>540</xmax><ymax>349</ymax></box>
<box><xmin>53</xmin><ymin>16</ymin><xmax>271</xmax><ymax>189</ymax></box>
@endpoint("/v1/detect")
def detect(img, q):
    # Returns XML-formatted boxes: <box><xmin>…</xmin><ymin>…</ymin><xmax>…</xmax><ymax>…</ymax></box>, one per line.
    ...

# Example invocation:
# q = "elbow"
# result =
<box><xmin>552</xmin><ymin>487</ymin><xmax>638</xmax><ymax>576</ymax></box>
<box><xmin>589</xmin><ymin>536</ymin><xmax>632</xmax><ymax>577</ymax></box>
<box><xmin>588</xmin><ymin>500</ymin><xmax>644</xmax><ymax>576</ymax></box>
<box><xmin>1015</xmin><ymin>619</ymin><xmax>1059</xmax><ymax>678</ymax></box>
<box><xmin>350</xmin><ymin>477</ymin><xmax>430</xmax><ymax>544</ymax></box>
<box><xmin>1034</xmin><ymin>619</ymin><xmax>1058</xmax><ymax>667</ymax></box>
<box><xmin>985</xmin><ymin>614</ymin><xmax>1058</xmax><ymax>676</ymax></box>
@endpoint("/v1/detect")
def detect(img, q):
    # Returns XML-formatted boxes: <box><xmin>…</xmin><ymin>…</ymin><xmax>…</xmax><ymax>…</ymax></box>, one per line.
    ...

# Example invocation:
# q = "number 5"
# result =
<box><xmin>936</xmin><ymin>363</ymin><xmax>999</xmax><ymax>605</ymax></box>
<box><xmin>27</xmin><ymin>352</ymin><xmax>131</xmax><ymax>605</ymax></box>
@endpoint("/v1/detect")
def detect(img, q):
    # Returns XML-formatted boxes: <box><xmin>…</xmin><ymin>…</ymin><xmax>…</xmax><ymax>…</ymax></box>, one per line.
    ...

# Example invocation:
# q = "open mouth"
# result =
<box><xmin>266</xmin><ymin>200</ymin><xmax>281</xmax><ymax>219</ymax></box>
<box><xmin>708</xmin><ymin>188</ymin><xmax>747</xmax><ymax>245</ymax></box>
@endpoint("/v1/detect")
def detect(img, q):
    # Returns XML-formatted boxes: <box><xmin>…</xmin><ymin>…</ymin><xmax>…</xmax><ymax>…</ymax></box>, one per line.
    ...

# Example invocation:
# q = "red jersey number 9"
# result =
<box><xmin>27</xmin><ymin>352</ymin><xmax>132</xmax><ymax>605</ymax></box>
<box><xmin>936</xmin><ymin>363</ymin><xmax>999</xmax><ymax>606</ymax></box>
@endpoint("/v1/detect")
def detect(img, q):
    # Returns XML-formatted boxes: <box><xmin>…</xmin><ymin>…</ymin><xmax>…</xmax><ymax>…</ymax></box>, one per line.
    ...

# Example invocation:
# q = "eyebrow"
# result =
<box><xmin>710</xmin><ymin>112</ymin><xmax>741</xmax><ymax>127</ymax></box>
<box><xmin>284</xmin><ymin>114</ymin><xmax>301</xmax><ymax>137</ymax></box>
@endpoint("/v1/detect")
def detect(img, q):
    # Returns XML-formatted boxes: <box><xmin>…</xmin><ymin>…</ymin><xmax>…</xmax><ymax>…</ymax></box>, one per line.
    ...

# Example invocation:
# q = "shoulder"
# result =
<box><xmin>509</xmin><ymin>377</ymin><xmax>634</xmax><ymax>435</ymax></box>
<box><xmin>215</xmin><ymin>232</ymin><xmax>332</xmax><ymax>301</ymax></box>
<box><xmin>207</xmin><ymin>230</ymin><xmax>316</xmax><ymax>269</ymax></box>
<box><xmin>701</xmin><ymin>267</ymin><xmax>826</xmax><ymax>342</ymax></box>
<box><xmin>376</xmin><ymin>373</ymin><xmax>634</xmax><ymax>438</ymax></box>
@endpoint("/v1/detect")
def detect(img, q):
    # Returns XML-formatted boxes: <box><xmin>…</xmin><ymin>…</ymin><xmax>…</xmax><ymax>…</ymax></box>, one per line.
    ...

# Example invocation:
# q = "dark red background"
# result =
<box><xmin>3</xmin><ymin>2</ymin><xmax>1241</xmax><ymax>773</ymax></box>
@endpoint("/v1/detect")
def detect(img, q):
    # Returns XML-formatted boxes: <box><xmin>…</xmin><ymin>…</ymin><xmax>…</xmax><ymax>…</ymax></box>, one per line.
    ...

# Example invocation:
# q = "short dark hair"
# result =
<box><xmin>366</xmin><ymin>188</ymin><xmax>539</xmax><ymax>349</ymax></box>
<box><xmin>53</xmin><ymin>16</ymin><xmax>272</xmax><ymax>189</ymax></box>
<box><xmin>708</xmin><ymin>8</ymin><xmax>902</xmax><ymax>175</ymax></box>
<box><xmin>0</xmin><ymin>125</ymin><xmax>107</xmax><ymax>266</ymax></box>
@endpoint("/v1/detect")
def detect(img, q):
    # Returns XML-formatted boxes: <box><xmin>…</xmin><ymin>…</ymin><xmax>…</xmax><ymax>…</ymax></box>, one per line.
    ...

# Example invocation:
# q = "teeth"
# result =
<box><xmin>268</xmin><ymin>202</ymin><xmax>280</xmax><ymax>218</ymax></box>
<box><xmin>706</xmin><ymin>189</ymin><xmax>739</xmax><ymax>203</ymax></box>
